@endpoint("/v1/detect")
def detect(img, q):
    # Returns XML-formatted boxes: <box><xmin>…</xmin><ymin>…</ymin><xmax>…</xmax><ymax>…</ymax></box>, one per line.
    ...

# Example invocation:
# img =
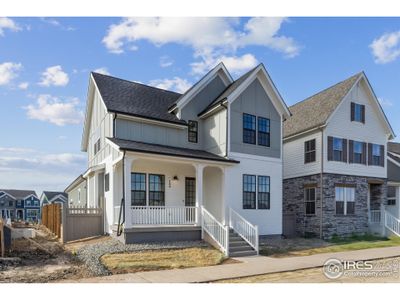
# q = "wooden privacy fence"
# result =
<box><xmin>62</xmin><ymin>205</ymin><xmax>103</xmax><ymax>243</ymax></box>
<box><xmin>42</xmin><ymin>203</ymin><xmax>62</xmax><ymax>238</ymax></box>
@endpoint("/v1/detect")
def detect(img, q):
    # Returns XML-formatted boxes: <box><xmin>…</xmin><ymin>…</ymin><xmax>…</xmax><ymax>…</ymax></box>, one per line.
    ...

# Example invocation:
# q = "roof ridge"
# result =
<box><xmin>289</xmin><ymin>71</ymin><xmax>363</xmax><ymax>109</ymax></box>
<box><xmin>91</xmin><ymin>72</ymin><xmax>182</xmax><ymax>96</ymax></box>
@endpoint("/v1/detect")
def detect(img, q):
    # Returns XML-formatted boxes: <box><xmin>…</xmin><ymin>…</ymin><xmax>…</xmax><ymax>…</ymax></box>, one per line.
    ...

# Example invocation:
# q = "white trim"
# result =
<box><xmin>23</xmin><ymin>194</ymin><xmax>39</xmax><ymax>201</ymax></box>
<box><xmin>388</xmin><ymin>155</ymin><xmax>400</xmax><ymax>168</ymax></box>
<box><xmin>116</xmin><ymin>114</ymin><xmax>187</xmax><ymax>129</ymax></box>
<box><xmin>389</xmin><ymin>151</ymin><xmax>400</xmax><ymax>159</ymax></box>
<box><xmin>49</xmin><ymin>195</ymin><xmax>67</xmax><ymax>203</ymax></box>
<box><xmin>83</xmin><ymin>164</ymin><xmax>106</xmax><ymax>178</ymax></box>
<box><xmin>198</xmin><ymin>100</ymin><xmax>228</xmax><ymax>119</ymax></box>
<box><xmin>228</xmin><ymin>151</ymin><xmax>282</xmax><ymax>164</ymax></box>
<box><xmin>0</xmin><ymin>191</ymin><xmax>16</xmax><ymax>200</ymax></box>
<box><xmin>283</xmin><ymin>125</ymin><xmax>326</xmax><ymax>142</ymax></box>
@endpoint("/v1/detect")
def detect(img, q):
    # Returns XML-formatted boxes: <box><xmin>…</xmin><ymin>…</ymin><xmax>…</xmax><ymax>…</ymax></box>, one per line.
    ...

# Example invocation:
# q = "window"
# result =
<box><xmin>26</xmin><ymin>200</ymin><xmax>31</xmax><ymax>206</ymax></box>
<box><xmin>333</xmin><ymin>138</ymin><xmax>343</xmax><ymax>161</ymax></box>
<box><xmin>387</xmin><ymin>186</ymin><xmax>397</xmax><ymax>206</ymax></box>
<box><xmin>0</xmin><ymin>200</ymin><xmax>4</xmax><ymax>206</ymax></box>
<box><xmin>104</xmin><ymin>173</ymin><xmax>110</xmax><ymax>192</ymax></box>
<box><xmin>149</xmin><ymin>174</ymin><xmax>165</xmax><ymax>206</ymax></box>
<box><xmin>17</xmin><ymin>200</ymin><xmax>21</xmax><ymax>206</ymax></box>
<box><xmin>351</xmin><ymin>102</ymin><xmax>365</xmax><ymax>123</ymax></box>
<box><xmin>131</xmin><ymin>173</ymin><xmax>146</xmax><ymax>206</ymax></box>
<box><xmin>353</xmin><ymin>141</ymin><xmax>363</xmax><ymax>164</ymax></box>
<box><xmin>372</xmin><ymin>144</ymin><xmax>381</xmax><ymax>166</ymax></box>
<box><xmin>258</xmin><ymin>117</ymin><xmax>270</xmax><ymax>147</ymax></box>
<box><xmin>26</xmin><ymin>209</ymin><xmax>38</xmax><ymax>218</ymax></box>
<box><xmin>78</xmin><ymin>188</ymin><xmax>81</xmax><ymax>204</ymax></box>
<box><xmin>243</xmin><ymin>175</ymin><xmax>256</xmax><ymax>209</ymax></box>
<box><xmin>9</xmin><ymin>201</ymin><xmax>13</xmax><ymax>206</ymax></box>
<box><xmin>243</xmin><ymin>114</ymin><xmax>256</xmax><ymax>144</ymax></box>
<box><xmin>258</xmin><ymin>176</ymin><xmax>270</xmax><ymax>209</ymax></box>
<box><xmin>34</xmin><ymin>201</ymin><xmax>39</xmax><ymax>206</ymax></box>
<box><xmin>188</xmin><ymin>120</ymin><xmax>198</xmax><ymax>143</ymax></box>
<box><xmin>94</xmin><ymin>138</ymin><xmax>101</xmax><ymax>155</ymax></box>
<box><xmin>304</xmin><ymin>139</ymin><xmax>316</xmax><ymax>163</ymax></box>
<box><xmin>335</xmin><ymin>186</ymin><xmax>355</xmax><ymax>215</ymax></box>
<box><xmin>305</xmin><ymin>187</ymin><xmax>316</xmax><ymax>215</ymax></box>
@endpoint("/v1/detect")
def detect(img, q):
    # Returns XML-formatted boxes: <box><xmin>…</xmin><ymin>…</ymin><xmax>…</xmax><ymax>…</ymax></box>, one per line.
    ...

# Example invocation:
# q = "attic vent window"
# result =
<box><xmin>188</xmin><ymin>120</ymin><xmax>198</xmax><ymax>143</ymax></box>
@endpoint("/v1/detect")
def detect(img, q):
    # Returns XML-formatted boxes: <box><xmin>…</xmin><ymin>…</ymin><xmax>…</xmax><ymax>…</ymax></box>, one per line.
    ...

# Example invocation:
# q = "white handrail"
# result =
<box><xmin>201</xmin><ymin>206</ymin><xmax>229</xmax><ymax>256</ymax></box>
<box><xmin>130</xmin><ymin>206</ymin><xmax>197</xmax><ymax>225</ymax></box>
<box><xmin>229</xmin><ymin>208</ymin><xmax>259</xmax><ymax>254</ymax></box>
<box><xmin>384</xmin><ymin>211</ymin><xmax>400</xmax><ymax>237</ymax></box>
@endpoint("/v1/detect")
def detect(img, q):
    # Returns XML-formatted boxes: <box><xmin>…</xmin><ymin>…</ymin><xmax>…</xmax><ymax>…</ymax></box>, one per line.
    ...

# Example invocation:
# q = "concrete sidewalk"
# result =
<box><xmin>63</xmin><ymin>246</ymin><xmax>400</xmax><ymax>283</ymax></box>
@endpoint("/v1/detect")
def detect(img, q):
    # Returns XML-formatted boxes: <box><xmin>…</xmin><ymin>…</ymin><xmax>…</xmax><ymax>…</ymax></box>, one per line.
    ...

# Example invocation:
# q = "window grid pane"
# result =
<box><xmin>258</xmin><ymin>176</ymin><xmax>270</xmax><ymax>209</ymax></box>
<box><xmin>149</xmin><ymin>174</ymin><xmax>165</xmax><ymax>206</ymax></box>
<box><xmin>188</xmin><ymin>120</ymin><xmax>198</xmax><ymax>143</ymax></box>
<box><xmin>243</xmin><ymin>114</ymin><xmax>256</xmax><ymax>144</ymax></box>
<box><xmin>243</xmin><ymin>175</ymin><xmax>256</xmax><ymax>209</ymax></box>
<box><xmin>131</xmin><ymin>173</ymin><xmax>146</xmax><ymax>206</ymax></box>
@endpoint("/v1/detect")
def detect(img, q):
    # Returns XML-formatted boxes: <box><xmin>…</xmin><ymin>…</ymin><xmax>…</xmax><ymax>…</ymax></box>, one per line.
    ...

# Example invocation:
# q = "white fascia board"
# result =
<box><xmin>23</xmin><ymin>194</ymin><xmax>38</xmax><ymax>200</ymax></box>
<box><xmin>0</xmin><ymin>191</ymin><xmax>16</xmax><ymax>200</ymax></box>
<box><xmin>116</xmin><ymin>114</ymin><xmax>187</xmax><ymax>129</ymax></box>
<box><xmin>388</xmin><ymin>155</ymin><xmax>400</xmax><ymax>168</ymax></box>
<box><xmin>227</xmin><ymin>65</ymin><xmax>291</xmax><ymax>119</ymax></box>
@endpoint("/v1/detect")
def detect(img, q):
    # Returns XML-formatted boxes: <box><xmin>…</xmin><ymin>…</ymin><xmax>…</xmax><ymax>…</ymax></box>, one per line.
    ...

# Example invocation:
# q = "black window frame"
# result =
<box><xmin>148</xmin><ymin>174</ymin><xmax>165</xmax><ymax>206</ymax></box>
<box><xmin>258</xmin><ymin>176</ymin><xmax>270</xmax><ymax>209</ymax></box>
<box><xmin>243</xmin><ymin>113</ymin><xmax>256</xmax><ymax>144</ymax></box>
<box><xmin>104</xmin><ymin>173</ymin><xmax>110</xmax><ymax>192</ymax></box>
<box><xmin>387</xmin><ymin>186</ymin><xmax>397</xmax><ymax>206</ymax></box>
<box><xmin>94</xmin><ymin>138</ymin><xmax>101</xmax><ymax>155</ymax></box>
<box><xmin>304</xmin><ymin>187</ymin><xmax>316</xmax><ymax>215</ymax></box>
<box><xmin>333</xmin><ymin>137</ymin><xmax>343</xmax><ymax>162</ymax></box>
<box><xmin>304</xmin><ymin>139</ymin><xmax>316</xmax><ymax>163</ymax></box>
<box><xmin>243</xmin><ymin>174</ymin><xmax>256</xmax><ymax>209</ymax></box>
<box><xmin>257</xmin><ymin>117</ymin><xmax>270</xmax><ymax>147</ymax></box>
<box><xmin>353</xmin><ymin>103</ymin><xmax>364</xmax><ymax>123</ymax></box>
<box><xmin>131</xmin><ymin>172</ymin><xmax>146</xmax><ymax>206</ymax></box>
<box><xmin>188</xmin><ymin>120</ymin><xmax>198</xmax><ymax>143</ymax></box>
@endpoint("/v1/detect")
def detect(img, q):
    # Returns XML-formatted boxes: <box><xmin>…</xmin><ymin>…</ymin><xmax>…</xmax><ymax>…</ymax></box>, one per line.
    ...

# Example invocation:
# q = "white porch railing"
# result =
<box><xmin>113</xmin><ymin>206</ymin><xmax>121</xmax><ymax>225</ymax></box>
<box><xmin>201</xmin><ymin>206</ymin><xmax>229</xmax><ymax>256</ymax></box>
<box><xmin>369</xmin><ymin>210</ymin><xmax>382</xmax><ymax>224</ymax></box>
<box><xmin>68</xmin><ymin>206</ymin><xmax>102</xmax><ymax>215</ymax></box>
<box><xmin>384</xmin><ymin>211</ymin><xmax>400</xmax><ymax>237</ymax></box>
<box><xmin>229</xmin><ymin>208</ymin><xmax>259</xmax><ymax>254</ymax></box>
<box><xmin>130</xmin><ymin>206</ymin><xmax>197</xmax><ymax>225</ymax></box>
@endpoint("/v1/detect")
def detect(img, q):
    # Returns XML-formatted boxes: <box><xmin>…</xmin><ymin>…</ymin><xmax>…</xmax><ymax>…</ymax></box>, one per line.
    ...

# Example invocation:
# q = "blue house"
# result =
<box><xmin>0</xmin><ymin>189</ymin><xmax>40</xmax><ymax>222</ymax></box>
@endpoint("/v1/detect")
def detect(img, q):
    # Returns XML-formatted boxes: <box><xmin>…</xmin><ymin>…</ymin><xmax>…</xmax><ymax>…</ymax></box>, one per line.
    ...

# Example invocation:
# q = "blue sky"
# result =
<box><xmin>1</xmin><ymin>17</ymin><xmax>400</xmax><ymax>194</ymax></box>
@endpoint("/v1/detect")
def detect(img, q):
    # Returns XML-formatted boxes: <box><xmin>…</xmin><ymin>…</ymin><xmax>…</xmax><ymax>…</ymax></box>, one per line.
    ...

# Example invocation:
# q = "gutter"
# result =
<box><xmin>221</xmin><ymin>102</ymin><xmax>229</xmax><ymax>157</ymax></box>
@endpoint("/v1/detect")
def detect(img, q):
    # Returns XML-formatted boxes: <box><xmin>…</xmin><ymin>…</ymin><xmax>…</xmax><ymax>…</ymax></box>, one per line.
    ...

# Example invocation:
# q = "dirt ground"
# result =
<box><xmin>0</xmin><ymin>226</ymin><xmax>92</xmax><ymax>283</ymax></box>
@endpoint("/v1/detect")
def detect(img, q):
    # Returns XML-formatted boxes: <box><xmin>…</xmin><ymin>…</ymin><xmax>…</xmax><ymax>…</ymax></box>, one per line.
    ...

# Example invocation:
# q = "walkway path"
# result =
<box><xmin>63</xmin><ymin>246</ymin><xmax>400</xmax><ymax>283</ymax></box>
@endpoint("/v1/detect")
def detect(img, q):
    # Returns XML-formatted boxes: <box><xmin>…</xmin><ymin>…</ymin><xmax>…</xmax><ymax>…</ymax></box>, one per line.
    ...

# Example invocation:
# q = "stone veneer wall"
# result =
<box><xmin>283</xmin><ymin>173</ymin><xmax>387</xmax><ymax>239</ymax></box>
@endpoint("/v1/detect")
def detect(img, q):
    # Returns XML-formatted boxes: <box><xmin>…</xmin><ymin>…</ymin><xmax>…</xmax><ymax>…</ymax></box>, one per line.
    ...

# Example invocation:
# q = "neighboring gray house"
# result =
<box><xmin>0</xmin><ymin>191</ymin><xmax>15</xmax><ymax>219</ymax></box>
<box><xmin>282</xmin><ymin>72</ymin><xmax>396</xmax><ymax>239</ymax></box>
<box><xmin>387</xmin><ymin>142</ymin><xmax>400</xmax><ymax>221</ymax></box>
<box><xmin>40</xmin><ymin>191</ymin><xmax>68</xmax><ymax>207</ymax></box>
<box><xmin>0</xmin><ymin>189</ymin><xmax>40</xmax><ymax>222</ymax></box>
<box><xmin>66</xmin><ymin>62</ymin><xmax>291</xmax><ymax>256</ymax></box>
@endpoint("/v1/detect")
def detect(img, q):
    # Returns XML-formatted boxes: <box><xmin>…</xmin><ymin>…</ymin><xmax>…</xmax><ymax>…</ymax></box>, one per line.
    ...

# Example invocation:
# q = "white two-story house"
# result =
<box><xmin>67</xmin><ymin>62</ymin><xmax>290</xmax><ymax>256</ymax></box>
<box><xmin>282</xmin><ymin>72</ymin><xmax>396</xmax><ymax>239</ymax></box>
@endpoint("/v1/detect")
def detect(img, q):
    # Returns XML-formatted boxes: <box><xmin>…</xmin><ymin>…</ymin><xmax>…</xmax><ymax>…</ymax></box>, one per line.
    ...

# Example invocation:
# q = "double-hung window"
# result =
<box><xmin>149</xmin><ymin>174</ymin><xmax>165</xmax><ymax>206</ymax></box>
<box><xmin>351</xmin><ymin>102</ymin><xmax>365</xmax><ymax>123</ymax></box>
<box><xmin>372</xmin><ymin>144</ymin><xmax>381</xmax><ymax>166</ymax></box>
<box><xmin>335</xmin><ymin>186</ymin><xmax>355</xmax><ymax>215</ymax></box>
<box><xmin>387</xmin><ymin>186</ymin><xmax>397</xmax><ymax>206</ymax></box>
<box><xmin>258</xmin><ymin>117</ymin><xmax>270</xmax><ymax>147</ymax></box>
<box><xmin>131</xmin><ymin>173</ymin><xmax>146</xmax><ymax>206</ymax></box>
<box><xmin>333</xmin><ymin>138</ymin><xmax>343</xmax><ymax>161</ymax></box>
<box><xmin>353</xmin><ymin>141</ymin><xmax>363</xmax><ymax>164</ymax></box>
<box><xmin>243</xmin><ymin>114</ymin><xmax>256</xmax><ymax>144</ymax></box>
<box><xmin>258</xmin><ymin>176</ymin><xmax>270</xmax><ymax>209</ymax></box>
<box><xmin>188</xmin><ymin>120</ymin><xmax>198</xmax><ymax>143</ymax></box>
<box><xmin>243</xmin><ymin>175</ymin><xmax>256</xmax><ymax>209</ymax></box>
<box><xmin>94</xmin><ymin>138</ymin><xmax>101</xmax><ymax>155</ymax></box>
<box><xmin>304</xmin><ymin>139</ymin><xmax>316</xmax><ymax>163</ymax></box>
<box><xmin>305</xmin><ymin>187</ymin><xmax>316</xmax><ymax>215</ymax></box>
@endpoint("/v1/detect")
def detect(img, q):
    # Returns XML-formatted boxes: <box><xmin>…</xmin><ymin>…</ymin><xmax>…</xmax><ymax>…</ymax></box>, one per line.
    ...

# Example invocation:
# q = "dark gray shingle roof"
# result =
<box><xmin>0</xmin><ymin>189</ymin><xmax>37</xmax><ymax>199</ymax></box>
<box><xmin>92</xmin><ymin>72</ymin><xmax>186</xmax><ymax>125</ymax></box>
<box><xmin>388</xmin><ymin>152</ymin><xmax>400</xmax><ymax>164</ymax></box>
<box><xmin>388</xmin><ymin>142</ymin><xmax>400</xmax><ymax>155</ymax></box>
<box><xmin>199</xmin><ymin>65</ymin><xmax>258</xmax><ymax>116</ymax></box>
<box><xmin>283</xmin><ymin>72</ymin><xmax>362</xmax><ymax>138</ymax></box>
<box><xmin>43</xmin><ymin>191</ymin><xmax>68</xmax><ymax>201</ymax></box>
<box><xmin>108</xmin><ymin>138</ymin><xmax>239</xmax><ymax>163</ymax></box>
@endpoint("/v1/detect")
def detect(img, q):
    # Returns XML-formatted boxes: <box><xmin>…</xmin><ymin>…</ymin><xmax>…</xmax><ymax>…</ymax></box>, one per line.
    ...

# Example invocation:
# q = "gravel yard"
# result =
<box><xmin>76</xmin><ymin>238</ymin><xmax>208</xmax><ymax>276</ymax></box>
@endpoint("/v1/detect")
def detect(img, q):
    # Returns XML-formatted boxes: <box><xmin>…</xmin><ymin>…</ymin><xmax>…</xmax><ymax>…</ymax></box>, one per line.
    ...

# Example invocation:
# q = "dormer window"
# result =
<box><xmin>351</xmin><ymin>102</ymin><xmax>365</xmax><ymax>123</ymax></box>
<box><xmin>188</xmin><ymin>120</ymin><xmax>198</xmax><ymax>143</ymax></box>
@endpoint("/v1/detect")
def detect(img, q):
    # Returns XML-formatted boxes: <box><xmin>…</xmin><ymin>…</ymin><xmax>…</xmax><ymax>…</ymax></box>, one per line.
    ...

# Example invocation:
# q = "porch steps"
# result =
<box><xmin>228</xmin><ymin>230</ymin><xmax>257</xmax><ymax>257</ymax></box>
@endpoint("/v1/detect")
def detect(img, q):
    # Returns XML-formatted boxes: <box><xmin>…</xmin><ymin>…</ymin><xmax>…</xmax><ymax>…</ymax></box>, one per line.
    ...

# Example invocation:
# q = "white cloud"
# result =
<box><xmin>18</xmin><ymin>82</ymin><xmax>29</xmax><ymax>90</ymax></box>
<box><xmin>0</xmin><ymin>62</ymin><xmax>22</xmax><ymax>86</ymax></box>
<box><xmin>102</xmin><ymin>17</ymin><xmax>299</xmax><ymax>74</ymax></box>
<box><xmin>39</xmin><ymin>65</ymin><xmax>69</xmax><ymax>87</ymax></box>
<box><xmin>370</xmin><ymin>31</ymin><xmax>400</xmax><ymax>64</ymax></box>
<box><xmin>0</xmin><ymin>17</ymin><xmax>21</xmax><ymax>36</ymax></box>
<box><xmin>149</xmin><ymin>77</ymin><xmax>191</xmax><ymax>93</ymax></box>
<box><xmin>378</xmin><ymin>97</ymin><xmax>394</xmax><ymax>107</ymax></box>
<box><xmin>160</xmin><ymin>55</ymin><xmax>174</xmax><ymax>68</ymax></box>
<box><xmin>24</xmin><ymin>94</ymin><xmax>84</xmax><ymax>126</ymax></box>
<box><xmin>40</xmin><ymin>18</ymin><xmax>76</xmax><ymax>31</ymax></box>
<box><xmin>93</xmin><ymin>67</ymin><xmax>111</xmax><ymax>75</ymax></box>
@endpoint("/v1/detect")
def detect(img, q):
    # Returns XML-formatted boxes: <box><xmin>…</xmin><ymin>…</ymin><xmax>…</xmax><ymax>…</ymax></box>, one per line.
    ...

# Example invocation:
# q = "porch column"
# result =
<box><xmin>220</xmin><ymin>166</ymin><xmax>227</xmax><ymax>226</ymax></box>
<box><xmin>195</xmin><ymin>164</ymin><xmax>205</xmax><ymax>226</ymax></box>
<box><xmin>124</xmin><ymin>156</ymin><xmax>134</xmax><ymax>228</ymax></box>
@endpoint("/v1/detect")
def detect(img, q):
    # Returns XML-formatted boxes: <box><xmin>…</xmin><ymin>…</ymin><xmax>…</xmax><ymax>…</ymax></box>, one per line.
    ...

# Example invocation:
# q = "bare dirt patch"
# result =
<box><xmin>0</xmin><ymin>226</ymin><xmax>90</xmax><ymax>283</ymax></box>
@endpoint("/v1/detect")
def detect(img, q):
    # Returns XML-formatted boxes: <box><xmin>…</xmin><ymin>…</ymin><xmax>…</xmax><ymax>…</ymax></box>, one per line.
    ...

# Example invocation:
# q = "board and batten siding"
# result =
<box><xmin>229</xmin><ymin>78</ymin><xmax>281</xmax><ymax>159</ymax></box>
<box><xmin>323</xmin><ymin>80</ymin><xmax>388</xmax><ymax>178</ymax></box>
<box><xmin>283</xmin><ymin>130</ymin><xmax>322</xmax><ymax>179</ymax></box>
<box><xmin>88</xmin><ymin>88</ymin><xmax>114</xmax><ymax>167</ymax></box>
<box><xmin>203</xmin><ymin>108</ymin><xmax>227</xmax><ymax>156</ymax></box>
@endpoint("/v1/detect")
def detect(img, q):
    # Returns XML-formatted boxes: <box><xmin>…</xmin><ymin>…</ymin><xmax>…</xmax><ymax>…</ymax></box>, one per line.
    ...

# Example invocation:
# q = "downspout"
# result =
<box><xmin>113</xmin><ymin>113</ymin><xmax>117</xmax><ymax>137</ymax></box>
<box><xmin>117</xmin><ymin>149</ymin><xmax>126</xmax><ymax>236</ymax></box>
<box><xmin>320</xmin><ymin>129</ymin><xmax>324</xmax><ymax>239</ymax></box>
<box><xmin>221</xmin><ymin>102</ymin><xmax>229</xmax><ymax>157</ymax></box>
